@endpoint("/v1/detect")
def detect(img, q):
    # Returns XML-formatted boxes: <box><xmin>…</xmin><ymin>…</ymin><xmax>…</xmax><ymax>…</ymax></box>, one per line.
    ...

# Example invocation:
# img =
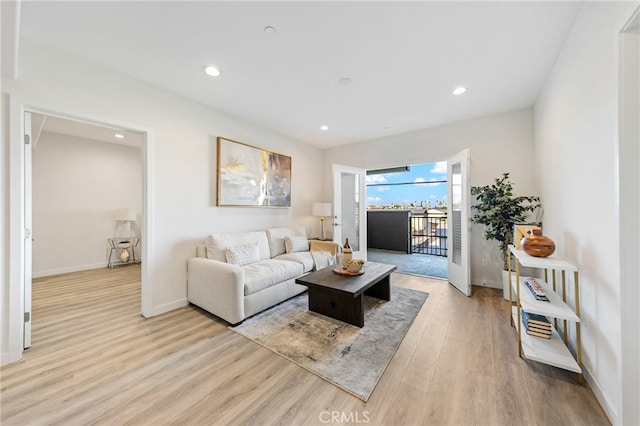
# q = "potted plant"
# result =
<box><xmin>471</xmin><ymin>173</ymin><xmax>541</xmax><ymax>299</ymax></box>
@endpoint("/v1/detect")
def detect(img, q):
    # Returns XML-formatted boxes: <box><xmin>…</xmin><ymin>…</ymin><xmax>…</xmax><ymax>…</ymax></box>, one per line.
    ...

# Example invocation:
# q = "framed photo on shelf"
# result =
<box><xmin>513</xmin><ymin>224</ymin><xmax>541</xmax><ymax>249</ymax></box>
<box><xmin>216</xmin><ymin>136</ymin><xmax>292</xmax><ymax>207</ymax></box>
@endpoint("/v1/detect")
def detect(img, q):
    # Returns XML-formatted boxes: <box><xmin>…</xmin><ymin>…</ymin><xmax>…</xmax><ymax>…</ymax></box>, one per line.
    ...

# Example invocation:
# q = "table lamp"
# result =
<box><xmin>312</xmin><ymin>202</ymin><xmax>332</xmax><ymax>241</ymax></box>
<box><xmin>114</xmin><ymin>208</ymin><xmax>136</xmax><ymax>235</ymax></box>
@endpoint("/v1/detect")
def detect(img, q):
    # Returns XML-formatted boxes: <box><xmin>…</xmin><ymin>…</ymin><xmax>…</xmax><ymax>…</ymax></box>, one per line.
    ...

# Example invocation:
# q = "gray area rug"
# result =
<box><xmin>231</xmin><ymin>286</ymin><xmax>428</xmax><ymax>401</ymax></box>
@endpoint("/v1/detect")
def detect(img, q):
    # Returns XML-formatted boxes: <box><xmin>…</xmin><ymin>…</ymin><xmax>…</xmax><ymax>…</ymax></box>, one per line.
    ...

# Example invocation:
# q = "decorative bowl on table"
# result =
<box><xmin>346</xmin><ymin>259</ymin><xmax>365</xmax><ymax>274</ymax></box>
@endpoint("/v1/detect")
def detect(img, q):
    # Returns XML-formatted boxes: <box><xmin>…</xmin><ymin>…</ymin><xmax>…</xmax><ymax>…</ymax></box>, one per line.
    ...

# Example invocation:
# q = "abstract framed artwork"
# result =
<box><xmin>217</xmin><ymin>137</ymin><xmax>292</xmax><ymax>207</ymax></box>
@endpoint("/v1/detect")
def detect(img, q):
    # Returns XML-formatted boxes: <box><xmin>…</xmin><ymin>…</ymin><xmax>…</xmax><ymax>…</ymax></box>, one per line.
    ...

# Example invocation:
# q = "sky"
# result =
<box><xmin>366</xmin><ymin>161</ymin><xmax>448</xmax><ymax>208</ymax></box>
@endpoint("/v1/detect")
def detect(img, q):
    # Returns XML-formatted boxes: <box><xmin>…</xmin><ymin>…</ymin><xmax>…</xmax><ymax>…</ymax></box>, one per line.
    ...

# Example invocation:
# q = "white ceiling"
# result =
<box><xmin>17</xmin><ymin>1</ymin><xmax>583</xmax><ymax>149</ymax></box>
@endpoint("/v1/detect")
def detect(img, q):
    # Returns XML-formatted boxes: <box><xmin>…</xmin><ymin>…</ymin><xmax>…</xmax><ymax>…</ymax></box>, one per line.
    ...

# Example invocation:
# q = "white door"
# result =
<box><xmin>24</xmin><ymin>111</ymin><xmax>32</xmax><ymax>348</ymax></box>
<box><xmin>447</xmin><ymin>149</ymin><xmax>471</xmax><ymax>296</ymax></box>
<box><xmin>332</xmin><ymin>164</ymin><xmax>367</xmax><ymax>260</ymax></box>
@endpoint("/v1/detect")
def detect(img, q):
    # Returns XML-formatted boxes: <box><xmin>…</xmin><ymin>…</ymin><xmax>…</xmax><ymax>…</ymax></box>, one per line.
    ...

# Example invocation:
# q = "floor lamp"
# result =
<box><xmin>312</xmin><ymin>202</ymin><xmax>332</xmax><ymax>241</ymax></box>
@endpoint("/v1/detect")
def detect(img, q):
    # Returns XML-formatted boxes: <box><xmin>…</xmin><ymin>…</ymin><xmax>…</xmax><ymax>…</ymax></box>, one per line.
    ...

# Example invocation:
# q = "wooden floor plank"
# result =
<box><xmin>0</xmin><ymin>265</ymin><xmax>610</xmax><ymax>425</ymax></box>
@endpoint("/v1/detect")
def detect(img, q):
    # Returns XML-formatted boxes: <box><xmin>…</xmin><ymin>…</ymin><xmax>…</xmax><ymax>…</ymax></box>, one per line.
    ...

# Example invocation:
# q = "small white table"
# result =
<box><xmin>107</xmin><ymin>236</ymin><xmax>139</xmax><ymax>268</ymax></box>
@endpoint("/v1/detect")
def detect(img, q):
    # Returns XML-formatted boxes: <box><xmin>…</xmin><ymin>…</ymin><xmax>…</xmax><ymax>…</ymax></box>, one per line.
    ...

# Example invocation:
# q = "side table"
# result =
<box><xmin>107</xmin><ymin>236</ymin><xmax>140</xmax><ymax>268</ymax></box>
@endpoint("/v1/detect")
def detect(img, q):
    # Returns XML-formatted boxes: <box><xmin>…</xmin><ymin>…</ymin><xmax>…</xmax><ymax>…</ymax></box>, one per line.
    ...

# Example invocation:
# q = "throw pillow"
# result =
<box><xmin>225</xmin><ymin>242</ymin><xmax>260</xmax><ymax>266</ymax></box>
<box><xmin>284</xmin><ymin>236</ymin><xmax>310</xmax><ymax>254</ymax></box>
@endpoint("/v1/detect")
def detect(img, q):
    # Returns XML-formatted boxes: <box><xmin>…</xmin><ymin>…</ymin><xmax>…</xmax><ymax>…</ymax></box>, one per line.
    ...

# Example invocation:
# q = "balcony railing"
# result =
<box><xmin>410</xmin><ymin>212</ymin><xmax>448</xmax><ymax>257</ymax></box>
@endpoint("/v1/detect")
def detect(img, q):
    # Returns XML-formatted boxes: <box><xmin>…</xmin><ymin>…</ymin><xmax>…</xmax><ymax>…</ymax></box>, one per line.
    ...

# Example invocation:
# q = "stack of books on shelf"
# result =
<box><xmin>521</xmin><ymin>309</ymin><xmax>552</xmax><ymax>339</ymax></box>
<box><xmin>524</xmin><ymin>277</ymin><xmax>549</xmax><ymax>302</ymax></box>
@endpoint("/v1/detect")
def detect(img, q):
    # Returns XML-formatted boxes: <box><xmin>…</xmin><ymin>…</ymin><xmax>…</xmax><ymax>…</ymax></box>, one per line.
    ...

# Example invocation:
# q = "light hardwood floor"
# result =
<box><xmin>1</xmin><ymin>266</ymin><xmax>609</xmax><ymax>425</ymax></box>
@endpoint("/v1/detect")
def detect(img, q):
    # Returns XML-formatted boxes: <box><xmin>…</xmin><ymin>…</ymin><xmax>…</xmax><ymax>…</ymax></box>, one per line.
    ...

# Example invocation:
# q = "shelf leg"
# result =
<box><xmin>516</xmin><ymin>261</ymin><xmax>522</xmax><ymax>358</ymax></box>
<box><xmin>575</xmin><ymin>271</ymin><xmax>583</xmax><ymax>384</ymax></box>
<box><xmin>551</xmin><ymin>269</ymin><xmax>558</xmax><ymax>330</ymax></box>
<box><xmin>508</xmin><ymin>253</ymin><xmax>512</xmax><ymax>302</ymax></box>
<box><xmin>508</xmin><ymin>251</ymin><xmax>513</xmax><ymax>326</ymax></box>
<box><xmin>108</xmin><ymin>247</ymin><xmax>114</xmax><ymax>269</ymax></box>
<box><xmin>562</xmin><ymin>270</ymin><xmax>568</xmax><ymax>344</ymax></box>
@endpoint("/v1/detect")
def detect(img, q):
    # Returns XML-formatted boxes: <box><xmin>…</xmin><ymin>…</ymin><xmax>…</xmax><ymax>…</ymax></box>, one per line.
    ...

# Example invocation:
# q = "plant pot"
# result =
<box><xmin>502</xmin><ymin>269</ymin><xmax>511</xmax><ymax>300</ymax></box>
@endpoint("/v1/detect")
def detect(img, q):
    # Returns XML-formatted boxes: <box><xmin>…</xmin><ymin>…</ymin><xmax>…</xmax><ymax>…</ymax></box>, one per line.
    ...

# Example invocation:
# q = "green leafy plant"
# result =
<box><xmin>471</xmin><ymin>173</ymin><xmax>541</xmax><ymax>270</ymax></box>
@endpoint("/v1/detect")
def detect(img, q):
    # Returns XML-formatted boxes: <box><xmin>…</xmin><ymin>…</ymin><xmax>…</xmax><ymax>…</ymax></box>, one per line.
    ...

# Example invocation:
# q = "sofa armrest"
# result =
<box><xmin>187</xmin><ymin>257</ymin><xmax>245</xmax><ymax>324</ymax></box>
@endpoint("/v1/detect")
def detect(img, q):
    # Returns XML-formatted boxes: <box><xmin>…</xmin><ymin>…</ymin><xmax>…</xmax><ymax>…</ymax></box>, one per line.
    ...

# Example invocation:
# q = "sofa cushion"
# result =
<box><xmin>274</xmin><ymin>252</ymin><xmax>315</xmax><ymax>273</ymax></box>
<box><xmin>205</xmin><ymin>231</ymin><xmax>270</xmax><ymax>262</ymax></box>
<box><xmin>244</xmin><ymin>259</ymin><xmax>303</xmax><ymax>296</ymax></box>
<box><xmin>285</xmin><ymin>235</ymin><xmax>310</xmax><ymax>253</ymax></box>
<box><xmin>266</xmin><ymin>227</ymin><xmax>307</xmax><ymax>258</ymax></box>
<box><xmin>225</xmin><ymin>242</ymin><xmax>260</xmax><ymax>266</ymax></box>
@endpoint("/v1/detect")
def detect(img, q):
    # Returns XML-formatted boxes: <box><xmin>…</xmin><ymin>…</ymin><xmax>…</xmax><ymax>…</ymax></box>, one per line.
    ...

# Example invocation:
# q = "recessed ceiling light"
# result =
<box><xmin>114</xmin><ymin>133</ymin><xmax>124</xmax><ymax>139</ymax></box>
<box><xmin>320</xmin><ymin>125</ymin><xmax>329</xmax><ymax>131</ymax></box>
<box><xmin>264</xmin><ymin>26</ymin><xmax>277</xmax><ymax>36</ymax></box>
<box><xmin>339</xmin><ymin>77</ymin><xmax>352</xmax><ymax>86</ymax></box>
<box><xmin>203</xmin><ymin>65</ymin><xmax>221</xmax><ymax>77</ymax></box>
<box><xmin>453</xmin><ymin>87</ymin><xmax>467</xmax><ymax>95</ymax></box>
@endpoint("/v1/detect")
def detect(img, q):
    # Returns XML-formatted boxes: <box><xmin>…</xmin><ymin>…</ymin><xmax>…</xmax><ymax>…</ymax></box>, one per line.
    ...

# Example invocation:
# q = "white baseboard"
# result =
<box><xmin>471</xmin><ymin>279</ymin><xmax>502</xmax><ymax>289</ymax></box>
<box><xmin>0</xmin><ymin>352</ymin><xmax>8</xmax><ymax>367</ymax></box>
<box><xmin>582</xmin><ymin>356</ymin><xmax>618</xmax><ymax>425</ymax></box>
<box><xmin>32</xmin><ymin>262</ymin><xmax>109</xmax><ymax>278</ymax></box>
<box><xmin>152</xmin><ymin>298</ymin><xmax>188</xmax><ymax>317</ymax></box>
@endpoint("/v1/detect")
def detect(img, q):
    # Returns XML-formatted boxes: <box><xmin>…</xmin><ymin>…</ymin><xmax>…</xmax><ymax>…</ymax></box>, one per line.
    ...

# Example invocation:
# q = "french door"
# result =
<box><xmin>447</xmin><ymin>149</ymin><xmax>471</xmax><ymax>296</ymax></box>
<box><xmin>332</xmin><ymin>164</ymin><xmax>367</xmax><ymax>260</ymax></box>
<box><xmin>24</xmin><ymin>111</ymin><xmax>33</xmax><ymax>348</ymax></box>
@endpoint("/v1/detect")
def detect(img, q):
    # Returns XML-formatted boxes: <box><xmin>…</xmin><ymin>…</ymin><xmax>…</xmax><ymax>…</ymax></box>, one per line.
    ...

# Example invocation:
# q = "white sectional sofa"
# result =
<box><xmin>187</xmin><ymin>227</ymin><xmax>339</xmax><ymax>324</ymax></box>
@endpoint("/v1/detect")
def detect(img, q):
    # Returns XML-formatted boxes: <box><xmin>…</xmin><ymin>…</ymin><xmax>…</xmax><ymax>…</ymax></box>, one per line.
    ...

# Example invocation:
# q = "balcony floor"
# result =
<box><xmin>367</xmin><ymin>248</ymin><xmax>447</xmax><ymax>280</ymax></box>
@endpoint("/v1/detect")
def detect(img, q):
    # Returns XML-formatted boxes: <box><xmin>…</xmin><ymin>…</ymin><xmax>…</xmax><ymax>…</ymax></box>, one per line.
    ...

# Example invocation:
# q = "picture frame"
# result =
<box><xmin>217</xmin><ymin>137</ymin><xmax>292</xmax><ymax>207</ymax></box>
<box><xmin>513</xmin><ymin>224</ymin><xmax>541</xmax><ymax>249</ymax></box>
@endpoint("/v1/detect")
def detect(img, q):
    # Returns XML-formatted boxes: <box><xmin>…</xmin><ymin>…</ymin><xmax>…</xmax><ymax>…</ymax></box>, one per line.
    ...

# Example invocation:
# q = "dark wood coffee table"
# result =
<box><xmin>295</xmin><ymin>261</ymin><xmax>397</xmax><ymax>327</ymax></box>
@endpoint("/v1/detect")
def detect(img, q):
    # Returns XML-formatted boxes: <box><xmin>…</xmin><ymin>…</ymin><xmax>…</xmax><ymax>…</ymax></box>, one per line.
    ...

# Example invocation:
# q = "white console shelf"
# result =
<box><xmin>508</xmin><ymin>245</ymin><xmax>583</xmax><ymax>382</ymax></box>
<box><xmin>510</xmin><ymin>307</ymin><xmax>581</xmax><ymax>373</ymax></box>
<box><xmin>510</xmin><ymin>276</ymin><xmax>579</xmax><ymax>322</ymax></box>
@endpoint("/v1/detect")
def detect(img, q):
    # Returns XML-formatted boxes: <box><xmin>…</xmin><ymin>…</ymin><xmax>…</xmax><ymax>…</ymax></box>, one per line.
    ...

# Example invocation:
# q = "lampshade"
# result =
<box><xmin>114</xmin><ymin>208</ymin><xmax>136</xmax><ymax>222</ymax></box>
<box><xmin>312</xmin><ymin>202</ymin><xmax>332</xmax><ymax>217</ymax></box>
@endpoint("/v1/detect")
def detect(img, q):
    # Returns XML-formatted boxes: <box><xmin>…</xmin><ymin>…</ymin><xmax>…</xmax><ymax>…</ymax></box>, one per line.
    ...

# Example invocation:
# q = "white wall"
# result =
<box><xmin>534</xmin><ymin>2</ymin><xmax>639</xmax><ymax>424</ymax></box>
<box><xmin>323</xmin><ymin>108</ymin><xmax>537</xmax><ymax>288</ymax></box>
<box><xmin>32</xmin><ymin>132</ymin><xmax>142</xmax><ymax>277</ymax></box>
<box><xmin>1</xmin><ymin>41</ymin><xmax>324</xmax><ymax>364</ymax></box>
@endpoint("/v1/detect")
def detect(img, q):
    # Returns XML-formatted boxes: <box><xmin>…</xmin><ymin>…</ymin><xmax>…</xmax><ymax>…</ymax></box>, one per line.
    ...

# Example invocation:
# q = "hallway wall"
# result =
<box><xmin>32</xmin><ymin>131</ymin><xmax>142</xmax><ymax>277</ymax></box>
